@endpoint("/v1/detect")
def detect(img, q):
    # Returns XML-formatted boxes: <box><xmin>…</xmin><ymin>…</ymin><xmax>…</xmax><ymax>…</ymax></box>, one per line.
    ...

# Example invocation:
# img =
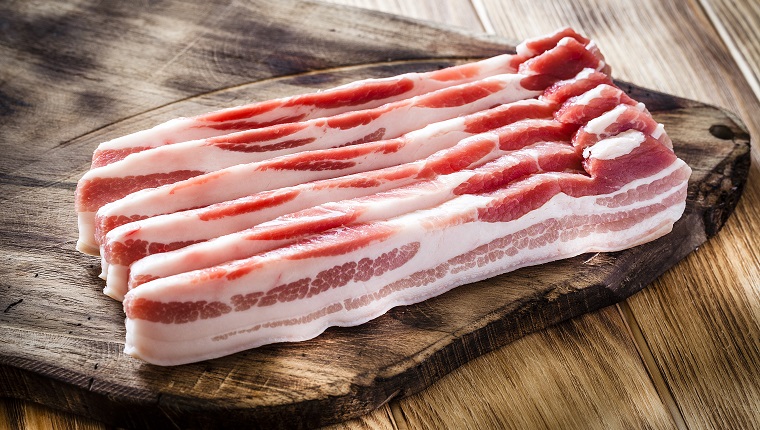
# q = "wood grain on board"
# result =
<box><xmin>1</xmin><ymin>0</ymin><xmax>758</xmax><ymax>429</ymax></box>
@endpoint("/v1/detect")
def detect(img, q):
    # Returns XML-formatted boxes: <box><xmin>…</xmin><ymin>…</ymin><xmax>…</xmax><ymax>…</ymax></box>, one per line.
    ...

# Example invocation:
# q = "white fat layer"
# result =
<box><xmin>583</xmin><ymin>103</ymin><xmax>647</xmax><ymax>136</ymax></box>
<box><xmin>583</xmin><ymin>104</ymin><xmax>626</xmax><ymax>135</ymax></box>
<box><xmin>103</xmin><ymin>265</ymin><xmax>129</xmax><ymax>301</ymax></box>
<box><xmin>97</xmin><ymin>117</ymin><xmax>204</xmax><ymax>151</ymax></box>
<box><xmin>572</xmin><ymin>84</ymin><xmax>610</xmax><ymax>105</ymax></box>
<box><xmin>124</xmin><ymin>160</ymin><xmax>687</xmax><ymax>359</ymax></box>
<box><xmin>471</xmin><ymin>54</ymin><xmax>518</xmax><ymax>75</ymax></box>
<box><xmin>583</xmin><ymin>130</ymin><xmax>646</xmax><ymax>160</ymax></box>
<box><xmin>652</xmin><ymin>123</ymin><xmax>665</xmax><ymax>139</ymax></box>
<box><xmin>75</xmin><ymin>214</ymin><xmax>98</xmax><ymax>255</ymax></box>
<box><xmin>574</xmin><ymin>68</ymin><xmax>596</xmax><ymax>80</ymax></box>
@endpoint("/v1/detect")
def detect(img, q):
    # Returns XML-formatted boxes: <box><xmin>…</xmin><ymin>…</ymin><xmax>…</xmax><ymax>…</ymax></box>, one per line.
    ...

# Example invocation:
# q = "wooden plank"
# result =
<box><xmin>0</xmin><ymin>399</ymin><xmax>104</xmax><ymax>430</ymax></box>
<box><xmin>393</xmin><ymin>307</ymin><xmax>676</xmax><ymax>429</ymax></box>
<box><xmin>700</xmin><ymin>0</ymin><xmax>760</xmax><ymax>104</ymax></box>
<box><xmin>0</xmin><ymin>398</ymin><xmax>397</xmax><ymax>430</ymax></box>
<box><xmin>320</xmin><ymin>0</ymin><xmax>485</xmax><ymax>32</ymax></box>
<box><xmin>475</xmin><ymin>0</ymin><xmax>760</xmax><ymax>427</ymax></box>
<box><xmin>323</xmin><ymin>406</ymin><xmax>397</xmax><ymax>430</ymax></box>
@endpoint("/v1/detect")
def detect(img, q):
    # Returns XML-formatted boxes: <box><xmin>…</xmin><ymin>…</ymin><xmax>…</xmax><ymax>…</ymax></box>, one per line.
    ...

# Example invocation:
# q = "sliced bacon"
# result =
<box><xmin>89</xmin><ymin>54</ymin><xmax>523</xmax><ymax>168</ymax></box>
<box><xmin>540</xmin><ymin>68</ymin><xmax>613</xmax><ymax>105</ymax></box>
<box><xmin>575</xmin><ymin>104</ymin><xmax>672</xmax><ymax>151</ymax></box>
<box><xmin>104</xmin><ymin>139</ymin><xmax>578</xmax><ymax>300</ymax></box>
<box><xmin>80</xmin><ymin>98</ymin><xmax>559</xmax><ymax>257</ymax></box>
<box><xmin>516</xmin><ymin>27</ymin><xmax>591</xmax><ymax>58</ymax></box>
<box><xmin>122</xmin><ymin>133</ymin><xmax>690</xmax><ymax>364</ymax></box>
<box><xmin>518</xmin><ymin>37</ymin><xmax>609</xmax><ymax>90</ymax></box>
<box><xmin>91</xmin><ymin>28</ymin><xmax>609</xmax><ymax>169</ymax></box>
<box><xmin>554</xmin><ymin>84</ymin><xmax>639</xmax><ymax>124</ymax></box>
<box><xmin>70</xmin><ymin>29</ymin><xmax>691</xmax><ymax>366</ymax></box>
<box><xmin>77</xmin><ymin>74</ymin><xmax>541</xmax><ymax>217</ymax></box>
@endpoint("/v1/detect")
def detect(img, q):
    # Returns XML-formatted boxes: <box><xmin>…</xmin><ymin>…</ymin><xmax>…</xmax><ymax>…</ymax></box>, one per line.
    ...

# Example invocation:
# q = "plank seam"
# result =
<box><xmin>469</xmin><ymin>0</ymin><xmax>496</xmax><ymax>34</ymax></box>
<box><xmin>616</xmin><ymin>301</ymin><xmax>688</xmax><ymax>430</ymax></box>
<box><xmin>697</xmin><ymin>0</ymin><xmax>760</xmax><ymax>105</ymax></box>
<box><xmin>389</xmin><ymin>402</ymin><xmax>409</xmax><ymax>430</ymax></box>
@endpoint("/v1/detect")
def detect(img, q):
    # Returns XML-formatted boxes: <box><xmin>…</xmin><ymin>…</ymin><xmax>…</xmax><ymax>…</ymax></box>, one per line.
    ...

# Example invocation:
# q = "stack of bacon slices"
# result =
<box><xmin>75</xmin><ymin>28</ymin><xmax>691</xmax><ymax>366</ymax></box>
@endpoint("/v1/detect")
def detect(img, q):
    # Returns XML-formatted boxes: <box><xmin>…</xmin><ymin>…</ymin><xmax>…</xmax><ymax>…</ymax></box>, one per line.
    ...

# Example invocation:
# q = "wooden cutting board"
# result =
<box><xmin>0</xmin><ymin>1</ymin><xmax>751</xmax><ymax>428</ymax></box>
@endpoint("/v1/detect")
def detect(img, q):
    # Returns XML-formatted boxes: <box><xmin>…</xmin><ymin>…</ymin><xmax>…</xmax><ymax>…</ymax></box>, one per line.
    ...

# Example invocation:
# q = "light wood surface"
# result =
<box><xmin>2</xmin><ymin>0</ymin><xmax>758</xmax><ymax>428</ymax></box>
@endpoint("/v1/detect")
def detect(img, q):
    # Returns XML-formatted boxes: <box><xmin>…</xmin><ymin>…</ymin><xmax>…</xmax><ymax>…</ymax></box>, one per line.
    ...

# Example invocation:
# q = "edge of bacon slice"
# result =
<box><xmin>76</xmin><ymin>33</ymin><xmax>609</xmax><ymax>255</ymax></box>
<box><xmin>77</xmin><ymin>73</ymin><xmax>542</xmax><ymax>220</ymax></box>
<box><xmin>122</xmin><ymin>128</ymin><xmax>690</xmax><ymax>365</ymax></box>
<box><xmin>90</xmin><ymin>27</ymin><xmax>595</xmax><ymax>168</ymax></box>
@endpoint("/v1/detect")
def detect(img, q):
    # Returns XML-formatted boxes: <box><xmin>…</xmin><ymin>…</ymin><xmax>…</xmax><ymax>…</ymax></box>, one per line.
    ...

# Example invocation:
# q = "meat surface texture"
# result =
<box><xmin>74</xmin><ymin>28</ymin><xmax>690</xmax><ymax>366</ymax></box>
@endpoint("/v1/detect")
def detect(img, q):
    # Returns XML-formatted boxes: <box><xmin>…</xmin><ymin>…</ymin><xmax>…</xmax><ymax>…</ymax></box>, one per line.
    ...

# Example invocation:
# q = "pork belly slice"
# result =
<box><xmin>98</xmin><ymin>75</ymin><xmax>643</xmax><ymax>297</ymax></box>
<box><xmin>76</xmin><ymin>35</ymin><xmax>609</xmax><ymax>255</ymax></box>
<box><xmin>90</xmin><ymin>55</ymin><xmax>521</xmax><ymax>168</ymax></box>
<box><xmin>99</xmin><ymin>119</ymin><xmax>575</xmax><ymax>299</ymax></box>
<box><xmin>82</xmin><ymin>62</ymin><xmax>612</xmax><ymax>258</ymax></box>
<box><xmin>110</xmin><ymin>142</ymin><xmax>579</xmax><ymax>301</ymax></box>
<box><xmin>81</xmin><ymin>100</ymin><xmax>561</xmax><ymax>257</ymax></box>
<box><xmin>122</xmin><ymin>130</ymin><xmax>690</xmax><ymax>365</ymax></box>
<box><xmin>77</xmin><ymin>74</ymin><xmax>541</xmax><ymax>226</ymax></box>
<box><xmin>554</xmin><ymin>84</ymin><xmax>639</xmax><ymax>124</ymax></box>
<box><xmin>576</xmin><ymin>103</ymin><xmax>672</xmax><ymax>150</ymax></box>
<box><xmin>90</xmin><ymin>27</ymin><xmax>597</xmax><ymax>168</ymax></box>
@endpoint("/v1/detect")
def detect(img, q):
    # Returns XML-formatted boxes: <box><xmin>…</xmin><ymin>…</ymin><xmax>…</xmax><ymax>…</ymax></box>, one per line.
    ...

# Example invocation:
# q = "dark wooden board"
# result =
<box><xmin>0</xmin><ymin>1</ymin><xmax>751</xmax><ymax>429</ymax></box>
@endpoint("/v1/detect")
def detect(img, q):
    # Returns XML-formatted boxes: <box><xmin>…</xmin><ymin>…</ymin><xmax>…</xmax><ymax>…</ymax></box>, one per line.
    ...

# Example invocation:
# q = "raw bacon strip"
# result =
<box><xmin>98</xmin><ymin>118</ymin><xmax>576</xmax><ymax>299</ymax></box>
<box><xmin>554</xmin><ymin>84</ymin><xmax>639</xmax><ymax>124</ymax></box>
<box><xmin>81</xmin><ymin>99</ymin><xmax>560</xmax><ymax>256</ymax></box>
<box><xmin>106</xmin><ymin>141</ymin><xmax>578</xmax><ymax>300</ymax></box>
<box><xmin>122</xmin><ymin>130</ymin><xmax>690</xmax><ymax>365</ymax></box>
<box><xmin>90</xmin><ymin>55</ymin><xmax>523</xmax><ymax>168</ymax></box>
<box><xmin>517</xmin><ymin>37</ymin><xmax>608</xmax><ymax>90</ymax></box>
<box><xmin>540</xmin><ymin>68</ymin><xmax>613</xmax><ymax>105</ymax></box>
<box><xmin>77</xmin><ymin>74</ymin><xmax>541</xmax><ymax>215</ymax></box>
<box><xmin>91</xmin><ymin>27</ymin><xmax>600</xmax><ymax>168</ymax></box>
<box><xmin>516</xmin><ymin>27</ymin><xmax>590</xmax><ymax>57</ymax></box>
<box><xmin>125</xmin><ymin>144</ymin><xmax>579</xmax><ymax>290</ymax></box>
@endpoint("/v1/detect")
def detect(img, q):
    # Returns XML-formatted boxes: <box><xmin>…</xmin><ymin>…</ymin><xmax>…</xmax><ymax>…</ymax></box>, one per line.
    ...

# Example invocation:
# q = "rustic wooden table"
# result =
<box><xmin>2</xmin><ymin>0</ymin><xmax>758</xmax><ymax>428</ymax></box>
